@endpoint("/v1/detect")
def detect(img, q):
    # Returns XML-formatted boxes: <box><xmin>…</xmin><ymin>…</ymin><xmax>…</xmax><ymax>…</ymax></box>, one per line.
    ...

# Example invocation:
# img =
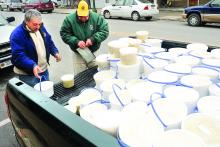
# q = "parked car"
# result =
<box><xmin>22</xmin><ymin>0</ymin><xmax>54</xmax><ymax>13</ymax></box>
<box><xmin>0</xmin><ymin>0</ymin><xmax>23</xmax><ymax>11</ymax></box>
<box><xmin>101</xmin><ymin>0</ymin><xmax>159</xmax><ymax>21</ymax></box>
<box><xmin>0</xmin><ymin>14</ymin><xmax>15</xmax><ymax>70</ymax></box>
<box><xmin>51</xmin><ymin>0</ymin><xmax>61</xmax><ymax>7</ymax></box>
<box><xmin>182</xmin><ymin>0</ymin><xmax>220</xmax><ymax>26</ymax></box>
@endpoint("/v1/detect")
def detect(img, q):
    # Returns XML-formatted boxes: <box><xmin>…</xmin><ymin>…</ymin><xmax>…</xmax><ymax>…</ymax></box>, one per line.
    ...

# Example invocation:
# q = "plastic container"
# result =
<box><xmin>34</xmin><ymin>81</ymin><xmax>54</xmax><ymax>97</ymax></box>
<box><xmin>61</xmin><ymin>74</ymin><xmax>74</xmax><ymax>88</ymax></box>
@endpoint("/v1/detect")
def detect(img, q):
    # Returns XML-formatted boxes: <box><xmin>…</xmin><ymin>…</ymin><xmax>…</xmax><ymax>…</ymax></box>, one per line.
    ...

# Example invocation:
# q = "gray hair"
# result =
<box><xmin>24</xmin><ymin>9</ymin><xmax>42</xmax><ymax>22</ymax></box>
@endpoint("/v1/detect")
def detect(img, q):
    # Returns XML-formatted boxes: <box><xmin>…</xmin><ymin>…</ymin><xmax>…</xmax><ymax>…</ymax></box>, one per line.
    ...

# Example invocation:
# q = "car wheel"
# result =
<box><xmin>103</xmin><ymin>10</ymin><xmax>111</xmax><ymax>19</ymax></box>
<box><xmin>48</xmin><ymin>10</ymin><xmax>53</xmax><ymax>13</ymax></box>
<box><xmin>145</xmin><ymin>16</ymin><xmax>152</xmax><ymax>21</ymax></box>
<box><xmin>0</xmin><ymin>6</ymin><xmax>3</xmax><ymax>11</ymax></box>
<box><xmin>131</xmin><ymin>11</ymin><xmax>140</xmax><ymax>21</ymax></box>
<box><xmin>187</xmin><ymin>13</ymin><xmax>201</xmax><ymax>26</ymax></box>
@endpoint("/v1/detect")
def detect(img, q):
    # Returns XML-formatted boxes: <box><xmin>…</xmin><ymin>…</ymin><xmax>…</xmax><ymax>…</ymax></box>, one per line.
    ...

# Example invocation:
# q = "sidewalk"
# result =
<box><xmin>53</xmin><ymin>8</ymin><xmax>183</xmax><ymax>21</ymax></box>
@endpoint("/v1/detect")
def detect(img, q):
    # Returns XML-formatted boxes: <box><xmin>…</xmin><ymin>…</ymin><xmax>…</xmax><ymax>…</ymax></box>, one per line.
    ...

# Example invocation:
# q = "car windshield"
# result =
<box><xmin>0</xmin><ymin>15</ymin><xmax>8</xmax><ymax>26</ymax></box>
<box><xmin>138</xmin><ymin>0</ymin><xmax>151</xmax><ymax>3</ymax></box>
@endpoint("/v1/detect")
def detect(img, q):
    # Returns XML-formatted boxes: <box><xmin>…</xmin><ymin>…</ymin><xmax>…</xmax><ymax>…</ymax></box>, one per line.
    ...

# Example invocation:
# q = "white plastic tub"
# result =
<box><xmin>34</xmin><ymin>81</ymin><xmax>54</xmax><ymax>97</ymax></box>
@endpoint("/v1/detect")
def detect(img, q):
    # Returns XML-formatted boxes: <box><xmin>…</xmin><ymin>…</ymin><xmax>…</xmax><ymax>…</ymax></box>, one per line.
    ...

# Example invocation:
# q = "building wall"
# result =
<box><xmin>158</xmin><ymin>0</ymin><xmax>210</xmax><ymax>7</ymax></box>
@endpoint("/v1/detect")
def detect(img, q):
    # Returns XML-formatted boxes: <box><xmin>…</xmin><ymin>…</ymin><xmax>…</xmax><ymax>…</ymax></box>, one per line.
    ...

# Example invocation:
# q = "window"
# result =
<box><xmin>138</xmin><ymin>0</ymin><xmax>151</xmax><ymax>4</ymax></box>
<box><xmin>124</xmin><ymin>0</ymin><xmax>134</xmax><ymax>6</ymax></box>
<box><xmin>115</xmin><ymin>0</ymin><xmax>124</xmax><ymax>6</ymax></box>
<box><xmin>211</xmin><ymin>0</ymin><xmax>220</xmax><ymax>7</ymax></box>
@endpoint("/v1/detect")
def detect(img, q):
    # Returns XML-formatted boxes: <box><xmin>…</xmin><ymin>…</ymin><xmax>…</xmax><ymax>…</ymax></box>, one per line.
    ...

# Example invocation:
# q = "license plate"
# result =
<box><xmin>0</xmin><ymin>60</ymin><xmax>12</xmax><ymax>69</ymax></box>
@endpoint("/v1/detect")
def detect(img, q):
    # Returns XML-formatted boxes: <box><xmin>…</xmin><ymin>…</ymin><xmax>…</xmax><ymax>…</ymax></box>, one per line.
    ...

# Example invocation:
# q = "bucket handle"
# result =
<box><xmin>39</xmin><ymin>75</ymin><xmax>46</xmax><ymax>92</ymax></box>
<box><xmin>192</xmin><ymin>65</ymin><xmax>220</xmax><ymax>73</ymax></box>
<box><xmin>116</xmin><ymin>129</ymin><xmax>129</xmax><ymax>147</ymax></box>
<box><xmin>148</xmin><ymin>92</ymin><xmax>167</xmax><ymax>128</ymax></box>
<box><xmin>112</xmin><ymin>84</ymin><xmax>125</xmax><ymax>107</ymax></box>
<box><xmin>142</xmin><ymin>57</ymin><xmax>155</xmax><ymax>69</ymax></box>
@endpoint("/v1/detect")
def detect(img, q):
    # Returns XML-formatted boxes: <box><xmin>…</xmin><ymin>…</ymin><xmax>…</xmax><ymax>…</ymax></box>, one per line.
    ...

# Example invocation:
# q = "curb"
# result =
<box><xmin>53</xmin><ymin>9</ymin><xmax>183</xmax><ymax>21</ymax></box>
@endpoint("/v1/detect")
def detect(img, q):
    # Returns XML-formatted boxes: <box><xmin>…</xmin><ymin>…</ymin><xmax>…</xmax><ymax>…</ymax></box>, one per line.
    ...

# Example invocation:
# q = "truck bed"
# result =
<box><xmin>5</xmin><ymin>39</ymin><xmax>218</xmax><ymax>147</ymax></box>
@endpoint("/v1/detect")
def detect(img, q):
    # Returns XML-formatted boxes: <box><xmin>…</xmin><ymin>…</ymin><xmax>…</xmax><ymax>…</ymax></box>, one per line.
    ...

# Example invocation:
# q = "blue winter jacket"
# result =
<box><xmin>10</xmin><ymin>22</ymin><xmax>59</xmax><ymax>74</ymax></box>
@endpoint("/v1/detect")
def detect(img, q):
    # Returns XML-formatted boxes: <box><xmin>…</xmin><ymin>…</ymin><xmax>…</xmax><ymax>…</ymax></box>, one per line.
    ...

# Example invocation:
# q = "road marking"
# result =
<box><xmin>0</xmin><ymin>118</ymin><xmax>11</xmax><ymax>128</ymax></box>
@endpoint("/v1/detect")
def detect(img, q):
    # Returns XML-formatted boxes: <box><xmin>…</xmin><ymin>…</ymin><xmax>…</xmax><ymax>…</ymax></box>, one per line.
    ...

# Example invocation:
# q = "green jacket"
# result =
<box><xmin>60</xmin><ymin>11</ymin><xmax>109</xmax><ymax>53</ymax></box>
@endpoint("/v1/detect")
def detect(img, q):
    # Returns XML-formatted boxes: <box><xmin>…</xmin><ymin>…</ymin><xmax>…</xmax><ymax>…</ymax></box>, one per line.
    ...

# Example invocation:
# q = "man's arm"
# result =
<box><xmin>10</xmin><ymin>32</ymin><xmax>37</xmax><ymax>74</ymax></box>
<box><xmin>90</xmin><ymin>15</ymin><xmax>109</xmax><ymax>44</ymax></box>
<box><xmin>60</xmin><ymin>16</ymin><xmax>80</xmax><ymax>51</ymax></box>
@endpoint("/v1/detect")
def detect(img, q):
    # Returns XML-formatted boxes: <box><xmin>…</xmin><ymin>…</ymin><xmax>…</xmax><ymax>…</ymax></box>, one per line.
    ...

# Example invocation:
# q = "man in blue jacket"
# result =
<box><xmin>10</xmin><ymin>9</ymin><xmax>61</xmax><ymax>87</ymax></box>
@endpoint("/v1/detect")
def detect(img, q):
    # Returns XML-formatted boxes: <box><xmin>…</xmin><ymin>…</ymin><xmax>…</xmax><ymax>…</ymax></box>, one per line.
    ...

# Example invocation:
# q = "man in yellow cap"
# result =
<box><xmin>60</xmin><ymin>0</ymin><xmax>109</xmax><ymax>75</ymax></box>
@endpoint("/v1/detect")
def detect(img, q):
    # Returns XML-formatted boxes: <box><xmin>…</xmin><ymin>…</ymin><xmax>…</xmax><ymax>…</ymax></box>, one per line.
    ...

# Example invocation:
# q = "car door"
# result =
<box><xmin>25</xmin><ymin>0</ymin><xmax>38</xmax><ymax>10</ymax></box>
<box><xmin>110</xmin><ymin>0</ymin><xmax>124</xmax><ymax>17</ymax></box>
<box><xmin>203</xmin><ymin>0</ymin><xmax>220</xmax><ymax>23</ymax></box>
<box><xmin>120</xmin><ymin>0</ymin><xmax>135</xmax><ymax>17</ymax></box>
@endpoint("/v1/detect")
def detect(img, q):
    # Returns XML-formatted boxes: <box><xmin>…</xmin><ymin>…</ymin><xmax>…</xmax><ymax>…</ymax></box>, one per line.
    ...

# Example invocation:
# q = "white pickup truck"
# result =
<box><xmin>0</xmin><ymin>14</ymin><xmax>15</xmax><ymax>70</ymax></box>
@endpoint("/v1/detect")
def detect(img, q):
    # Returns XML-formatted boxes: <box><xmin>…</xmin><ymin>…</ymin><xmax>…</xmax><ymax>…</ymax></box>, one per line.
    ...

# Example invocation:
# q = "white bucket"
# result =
<box><xmin>180</xmin><ymin>75</ymin><xmax>212</xmax><ymax>97</ymax></box>
<box><xmin>118</xmin><ymin>112</ymin><xmax>164</xmax><ymax>147</ymax></box>
<box><xmin>174</xmin><ymin>55</ymin><xmax>200</xmax><ymax>67</ymax></box>
<box><xmin>140</xmin><ymin>46</ymin><xmax>166</xmax><ymax>54</ymax></box>
<box><xmin>68</xmin><ymin>88</ymin><xmax>102</xmax><ymax>109</ymax></box>
<box><xmin>95</xmin><ymin>54</ymin><xmax>110</xmax><ymax>70</ymax></box>
<box><xmin>93</xmin><ymin>70</ymin><xmax>115</xmax><ymax>88</ymax></box>
<box><xmin>153</xmin><ymin>129</ymin><xmax>206</xmax><ymax>147</ymax></box>
<box><xmin>108</xmin><ymin>89</ymin><xmax>132</xmax><ymax>110</ymax></box>
<box><xmin>201</xmin><ymin>58</ymin><xmax>220</xmax><ymax>69</ymax></box>
<box><xmin>135</xmin><ymin>30</ymin><xmax>149</xmax><ymax>41</ymax></box>
<box><xmin>119</xmin><ymin>37</ymin><xmax>142</xmax><ymax>48</ymax></box>
<box><xmin>61</xmin><ymin>74</ymin><xmax>74</xmax><ymax>88</ymax></box>
<box><xmin>121</xmin><ymin>101</ymin><xmax>149</xmax><ymax>115</ymax></box>
<box><xmin>163</xmin><ymin>86</ymin><xmax>200</xmax><ymax>113</ymax></box>
<box><xmin>181</xmin><ymin>113</ymin><xmax>220</xmax><ymax>147</ymax></box>
<box><xmin>108</xmin><ymin>56</ymin><xmax>120</xmax><ymax>75</ymax></box>
<box><xmin>168</xmin><ymin>47</ymin><xmax>188</xmax><ymax>56</ymax></box>
<box><xmin>163</xmin><ymin>63</ymin><xmax>192</xmax><ymax>77</ymax></box>
<box><xmin>189</xmin><ymin>50</ymin><xmax>212</xmax><ymax>59</ymax></box>
<box><xmin>147</xmin><ymin>70</ymin><xmax>179</xmax><ymax>85</ymax></box>
<box><xmin>127</xmin><ymin>81</ymin><xmax>163</xmax><ymax>103</ymax></box>
<box><xmin>211</xmin><ymin>49</ymin><xmax>220</xmax><ymax>60</ymax></box>
<box><xmin>147</xmin><ymin>98</ymin><xmax>188</xmax><ymax>130</ymax></box>
<box><xmin>100</xmin><ymin>79</ymin><xmax>125</xmax><ymax>99</ymax></box>
<box><xmin>119</xmin><ymin>47</ymin><xmax>138</xmax><ymax>65</ymax></box>
<box><xmin>117</xmin><ymin>61</ymin><xmax>140</xmax><ymax>81</ymax></box>
<box><xmin>191</xmin><ymin>66</ymin><xmax>219</xmax><ymax>80</ymax></box>
<box><xmin>143</xmin><ymin>58</ymin><xmax>169</xmax><ymax>75</ymax></box>
<box><xmin>154</xmin><ymin>51</ymin><xmax>178</xmax><ymax>62</ymax></box>
<box><xmin>107</xmin><ymin>40</ymin><xmax>129</xmax><ymax>58</ymax></box>
<box><xmin>34</xmin><ymin>81</ymin><xmax>54</xmax><ymax>97</ymax></box>
<box><xmin>144</xmin><ymin>38</ymin><xmax>163</xmax><ymax>48</ymax></box>
<box><xmin>187</xmin><ymin>43</ymin><xmax>208</xmax><ymax>52</ymax></box>
<box><xmin>209</xmin><ymin>82</ymin><xmax>220</xmax><ymax>96</ymax></box>
<box><xmin>64</xmin><ymin>104</ymin><xmax>77</xmax><ymax>113</ymax></box>
<box><xmin>80</xmin><ymin>101</ymin><xmax>108</xmax><ymax>126</ymax></box>
<box><xmin>93</xmin><ymin>109</ymin><xmax>121</xmax><ymax>136</ymax></box>
<box><xmin>197</xmin><ymin>96</ymin><xmax>220</xmax><ymax>121</ymax></box>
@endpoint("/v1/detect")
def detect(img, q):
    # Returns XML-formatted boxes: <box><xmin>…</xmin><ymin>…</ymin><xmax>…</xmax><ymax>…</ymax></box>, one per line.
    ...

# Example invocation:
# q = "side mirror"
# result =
<box><xmin>6</xmin><ymin>17</ymin><xmax>15</xmax><ymax>23</ymax></box>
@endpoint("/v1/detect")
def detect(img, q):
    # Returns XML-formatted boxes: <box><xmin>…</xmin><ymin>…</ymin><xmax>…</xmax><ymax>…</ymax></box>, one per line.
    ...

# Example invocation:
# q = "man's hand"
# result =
<box><xmin>33</xmin><ymin>65</ymin><xmax>43</xmax><ymax>79</ymax></box>
<box><xmin>78</xmin><ymin>41</ymin><xmax>86</xmax><ymax>48</ymax></box>
<box><xmin>86</xmin><ymin>39</ymin><xmax>93</xmax><ymax>47</ymax></box>
<box><xmin>54</xmin><ymin>53</ymin><xmax>61</xmax><ymax>62</ymax></box>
